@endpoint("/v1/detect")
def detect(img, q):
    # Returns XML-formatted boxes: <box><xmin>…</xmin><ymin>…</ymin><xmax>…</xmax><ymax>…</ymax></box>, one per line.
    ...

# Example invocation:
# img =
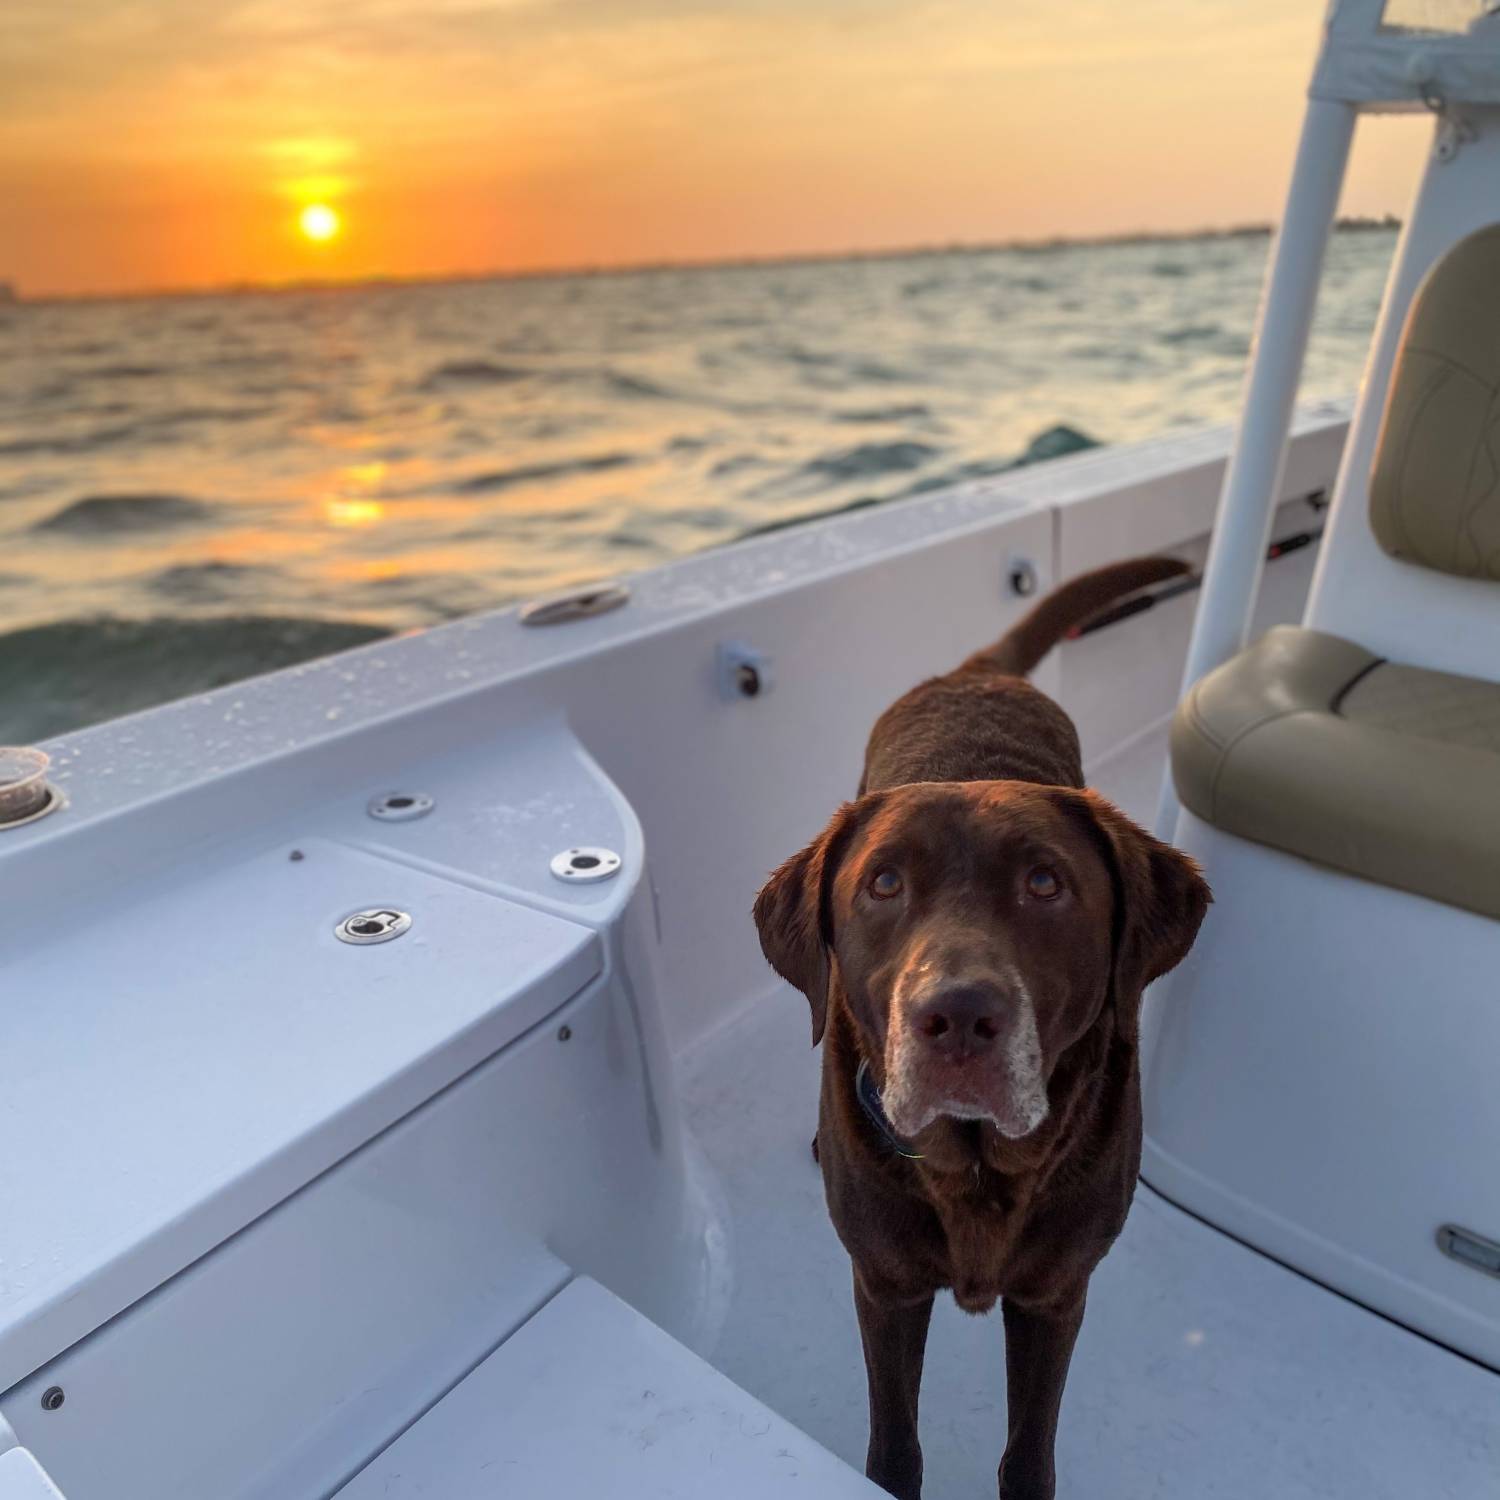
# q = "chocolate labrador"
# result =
<box><xmin>753</xmin><ymin>557</ymin><xmax>1210</xmax><ymax>1500</ymax></box>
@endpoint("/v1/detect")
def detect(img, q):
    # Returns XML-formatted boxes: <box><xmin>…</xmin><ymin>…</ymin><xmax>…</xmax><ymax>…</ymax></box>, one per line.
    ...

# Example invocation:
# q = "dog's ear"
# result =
<box><xmin>753</xmin><ymin>801</ymin><xmax>867</xmax><ymax>1046</ymax></box>
<box><xmin>1055</xmin><ymin>789</ymin><xmax>1211</xmax><ymax>1043</ymax></box>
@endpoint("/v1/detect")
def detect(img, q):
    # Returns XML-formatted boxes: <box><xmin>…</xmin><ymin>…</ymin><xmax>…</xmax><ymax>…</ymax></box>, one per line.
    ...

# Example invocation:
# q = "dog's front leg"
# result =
<box><xmin>997</xmin><ymin>1291</ymin><xmax>1086</xmax><ymax>1500</ymax></box>
<box><xmin>853</xmin><ymin>1270</ymin><xmax>934</xmax><ymax>1500</ymax></box>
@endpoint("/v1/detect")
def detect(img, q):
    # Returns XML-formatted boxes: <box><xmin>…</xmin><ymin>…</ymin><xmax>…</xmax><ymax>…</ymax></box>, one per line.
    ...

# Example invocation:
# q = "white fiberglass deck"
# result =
<box><xmin>679</xmin><ymin>730</ymin><xmax>1500</xmax><ymax>1500</ymax></box>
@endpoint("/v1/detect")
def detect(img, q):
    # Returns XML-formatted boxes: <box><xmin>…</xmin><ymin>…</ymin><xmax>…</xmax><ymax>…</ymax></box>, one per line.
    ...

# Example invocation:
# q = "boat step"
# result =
<box><xmin>0</xmin><ymin>1449</ymin><xmax>67</xmax><ymax>1500</ymax></box>
<box><xmin>335</xmin><ymin>1277</ymin><xmax>880</xmax><ymax>1498</ymax></box>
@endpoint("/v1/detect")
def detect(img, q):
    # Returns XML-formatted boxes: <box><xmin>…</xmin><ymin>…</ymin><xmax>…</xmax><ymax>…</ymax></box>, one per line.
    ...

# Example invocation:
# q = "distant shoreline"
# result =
<box><xmin>5</xmin><ymin>215</ymin><xmax>1401</xmax><ymax>308</ymax></box>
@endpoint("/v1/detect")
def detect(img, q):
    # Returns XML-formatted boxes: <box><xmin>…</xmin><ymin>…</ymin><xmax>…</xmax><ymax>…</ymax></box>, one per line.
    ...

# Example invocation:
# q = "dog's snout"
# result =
<box><xmin>910</xmin><ymin>982</ymin><xmax>1008</xmax><ymax>1058</ymax></box>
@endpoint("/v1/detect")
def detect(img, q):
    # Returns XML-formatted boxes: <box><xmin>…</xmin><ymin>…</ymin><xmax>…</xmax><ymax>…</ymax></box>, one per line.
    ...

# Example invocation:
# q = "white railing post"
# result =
<box><xmin>1156</xmin><ymin>95</ymin><xmax>1357</xmax><ymax>839</ymax></box>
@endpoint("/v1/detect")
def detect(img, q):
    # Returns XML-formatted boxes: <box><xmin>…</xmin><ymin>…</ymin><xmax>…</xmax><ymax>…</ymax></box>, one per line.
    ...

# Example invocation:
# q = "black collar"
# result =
<box><xmin>855</xmin><ymin>1059</ymin><xmax>925</xmax><ymax>1160</ymax></box>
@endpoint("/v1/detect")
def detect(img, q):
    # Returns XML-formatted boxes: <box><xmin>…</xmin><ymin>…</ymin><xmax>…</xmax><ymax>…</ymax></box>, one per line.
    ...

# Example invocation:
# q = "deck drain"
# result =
<box><xmin>367</xmin><ymin>791</ymin><xmax>434</xmax><ymax>822</ymax></box>
<box><xmin>336</xmin><ymin>908</ymin><xmax>412</xmax><ymax>945</ymax></box>
<box><xmin>550</xmin><ymin>847</ymin><xmax>622</xmax><ymax>884</ymax></box>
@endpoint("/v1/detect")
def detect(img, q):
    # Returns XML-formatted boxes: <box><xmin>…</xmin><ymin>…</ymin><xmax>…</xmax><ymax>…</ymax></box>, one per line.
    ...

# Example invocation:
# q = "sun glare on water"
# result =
<box><xmin>299</xmin><ymin>203</ymin><xmax>341</xmax><ymax>242</ymax></box>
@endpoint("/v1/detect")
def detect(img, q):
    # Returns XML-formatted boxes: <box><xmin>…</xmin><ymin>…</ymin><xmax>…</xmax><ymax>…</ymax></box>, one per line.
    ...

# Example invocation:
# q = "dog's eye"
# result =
<box><xmin>1026</xmin><ymin>866</ymin><xmax>1062</xmax><ymax>901</ymax></box>
<box><xmin>869</xmin><ymin>868</ymin><xmax>903</xmax><ymax>900</ymax></box>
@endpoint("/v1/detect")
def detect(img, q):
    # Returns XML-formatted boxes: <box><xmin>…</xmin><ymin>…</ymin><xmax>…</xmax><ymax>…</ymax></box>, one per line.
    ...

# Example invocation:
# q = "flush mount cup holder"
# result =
<box><xmin>368</xmin><ymin>791</ymin><xmax>435</xmax><ymax>822</ymax></box>
<box><xmin>550</xmin><ymin>847</ymin><xmax>622</xmax><ymax>884</ymax></box>
<box><xmin>0</xmin><ymin>747</ymin><xmax>62</xmax><ymax>830</ymax></box>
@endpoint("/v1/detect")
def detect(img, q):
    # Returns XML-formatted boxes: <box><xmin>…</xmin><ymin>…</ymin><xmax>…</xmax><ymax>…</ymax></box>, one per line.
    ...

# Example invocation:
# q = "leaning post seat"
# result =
<box><xmin>1171</xmin><ymin>222</ymin><xmax>1500</xmax><ymax>919</ymax></box>
<box><xmin>1171</xmin><ymin>626</ymin><xmax>1500</xmax><ymax>920</ymax></box>
<box><xmin>1143</xmin><ymin>218</ymin><xmax>1500</xmax><ymax>1375</ymax></box>
<box><xmin>1366</xmin><ymin>223</ymin><xmax>1500</xmax><ymax>584</ymax></box>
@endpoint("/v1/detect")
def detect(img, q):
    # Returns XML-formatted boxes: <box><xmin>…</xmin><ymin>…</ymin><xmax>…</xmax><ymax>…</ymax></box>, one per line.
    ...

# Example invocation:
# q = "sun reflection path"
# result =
<box><xmin>323</xmin><ymin>496</ymin><xmax>385</xmax><ymax>527</ymax></box>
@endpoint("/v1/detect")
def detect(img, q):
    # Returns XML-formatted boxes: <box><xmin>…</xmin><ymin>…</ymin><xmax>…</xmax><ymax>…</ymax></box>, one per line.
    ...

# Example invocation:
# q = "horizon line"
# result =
<box><xmin>3</xmin><ymin>214</ymin><xmax>1401</xmax><ymax>307</ymax></box>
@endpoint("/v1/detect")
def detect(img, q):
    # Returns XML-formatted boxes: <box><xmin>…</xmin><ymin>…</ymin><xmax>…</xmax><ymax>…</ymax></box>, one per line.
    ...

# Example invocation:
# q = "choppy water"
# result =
<box><xmin>0</xmin><ymin>229</ymin><xmax>1395</xmax><ymax>740</ymax></box>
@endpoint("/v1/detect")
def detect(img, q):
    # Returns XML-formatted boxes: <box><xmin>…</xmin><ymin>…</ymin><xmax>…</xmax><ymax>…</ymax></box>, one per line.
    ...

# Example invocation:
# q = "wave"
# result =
<box><xmin>1015</xmin><ymin>424</ymin><xmax>1099</xmax><ymax>464</ymax></box>
<box><xmin>733</xmin><ymin>424</ymin><xmax>1101</xmax><ymax>541</ymax></box>
<box><xmin>145</xmin><ymin>403</ymin><xmax>275</xmax><ymax>429</ymax></box>
<box><xmin>599</xmin><ymin>370</ymin><xmax>678</xmax><ymax>401</ymax></box>
<box><xmin>92</xmin><ymin>363</ymin><xmax>165</xmax><ymax>380</ymax></box>
<box><xmin>770</xmin><ymin>344</ymin><xmax>840</xmax><ymax>370</ymax></box>
<box><xmin>0</xmin><ymin>425</ymin><xmax>143</xmax><ymax>458</ymax></box>
<box><xmin>419</xmin><ymin>359</ymin><xmax>534</xmax><ymax>390</ymax></box>
<box><xmin>748</xmin><ymin>344</ymin><xmax>917</xmax><ymax>387</ymax></box>
<box><xmin>452</xmin><ymin>452</ymin><xmax>635</xmax><ymax>495</ymax></box>
<box><xmin>1159</xmin><ymin>323</ymin><xmax>1223</xmax><ymax>345</ymax></box>
<box><xmin>432</xmin><ymin>365</ymin><xmax>682</xmax><ymax>403</ymax></box>
<box><xmin>899</xmin><ymin>425</ymin><xmax>1099</xmax><ymax>496</ymax></box>
<box><xmin>834</xmin><ymin>403</ymin><xmax>933</xmax><ymax>424</ymax></box>
<box><xmin>734</xmin><ymin>495</ymin><xmax>882</xmax><ymax>542</ymax></box>
<box><xmin>0</xmin><ymin>476</ymin><xmax>55</xmax><ymax>503</ymax></box>
<box><xmin>33</xmin><ymin>493</ymin><xmax>215</xmax><ymax>535</ymax></box>
<box><xmin>342</xmin><ymin>570</ymin><xmax>506</xmax><ymax>621</ymax></box>
<box><xmin>146</xmin><ymin>561</ymin><xmax>277</xmax><ymax>604</ymax></box>
<box><xmin>708</xmin><ymin>453</ymin><xmax>767</xmax><ymax>480</ymax></box>
<box><xmin>0</xmin><ymin>614</ymin><xmax>390</xmax><ymax>743</ymax></box>
<box><xmin>0</xmin><ymin>402</ymin><xmax>272</xmax><ymax>457</ymax></box>
<box><xmin>797</xmin><ymin>439</ymin><xmax>939</xmax><ymax>483</ymax></box>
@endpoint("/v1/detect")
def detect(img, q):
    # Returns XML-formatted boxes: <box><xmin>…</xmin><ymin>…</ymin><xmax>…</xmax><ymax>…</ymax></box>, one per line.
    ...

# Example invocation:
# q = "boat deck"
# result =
<box><xmin>679</xmin><ymin>727</ymin><xmax>1500</xmax><ymax>1499</ymax></box>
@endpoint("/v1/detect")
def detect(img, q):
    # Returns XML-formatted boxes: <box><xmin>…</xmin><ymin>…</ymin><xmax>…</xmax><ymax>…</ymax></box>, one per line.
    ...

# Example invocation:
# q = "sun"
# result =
<box><xmin>299</xmin><ymin>204</ymin><xmax>341</xmax><ymax>243</ymax></box>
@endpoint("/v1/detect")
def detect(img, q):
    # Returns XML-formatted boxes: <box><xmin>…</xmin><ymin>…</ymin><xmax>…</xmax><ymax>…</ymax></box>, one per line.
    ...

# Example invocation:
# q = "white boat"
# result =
<box><xmin>2</xmin><ymin>4</ymin><xmax>1498</xmax><ymax>1496</ymax></box>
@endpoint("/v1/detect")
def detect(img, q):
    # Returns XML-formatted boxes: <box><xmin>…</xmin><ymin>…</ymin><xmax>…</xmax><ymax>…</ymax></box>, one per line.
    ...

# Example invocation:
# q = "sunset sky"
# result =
<box><xmin>1</xmin><ymin>0</ymin><xmax>1431</xmax><ymax>298</ymax></box>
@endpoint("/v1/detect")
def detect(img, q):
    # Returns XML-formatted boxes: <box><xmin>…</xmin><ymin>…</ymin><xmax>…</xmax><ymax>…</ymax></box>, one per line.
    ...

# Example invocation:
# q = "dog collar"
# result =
<box><xmin>855</xmin><ymin>1059</ymin><xmax>925</xmax><ymax>1160</ymax></box>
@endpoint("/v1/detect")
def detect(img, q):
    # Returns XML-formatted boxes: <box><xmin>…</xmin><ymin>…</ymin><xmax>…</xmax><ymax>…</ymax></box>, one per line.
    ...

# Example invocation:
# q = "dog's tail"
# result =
<box><xmin>969</xmin><ymin>555</ymin><xmax>1189</xmax><ymax>677</ymax></box>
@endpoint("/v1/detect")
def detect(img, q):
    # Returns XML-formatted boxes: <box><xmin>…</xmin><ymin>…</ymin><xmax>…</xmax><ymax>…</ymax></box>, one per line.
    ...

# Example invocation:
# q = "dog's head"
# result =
<box><xmin>753</xmin><ymin>781</ymin><xmax>1209</xmax><ymax>1140</ymax></box>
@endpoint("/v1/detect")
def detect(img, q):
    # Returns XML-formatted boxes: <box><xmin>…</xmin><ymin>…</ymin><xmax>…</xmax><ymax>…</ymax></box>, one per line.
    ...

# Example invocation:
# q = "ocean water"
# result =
<box><xmin>0</xmin><ymin>229</ymin><xmax>1395</xmax><ymax>741</ymax></box>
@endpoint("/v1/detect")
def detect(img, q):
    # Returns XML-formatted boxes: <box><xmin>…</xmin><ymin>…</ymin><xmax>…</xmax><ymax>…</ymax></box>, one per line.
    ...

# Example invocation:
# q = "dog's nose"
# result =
<box><xmin>909</xmin><ymin>983</ymin><xmax>1007</xmax><ymax>1060</ymax></box>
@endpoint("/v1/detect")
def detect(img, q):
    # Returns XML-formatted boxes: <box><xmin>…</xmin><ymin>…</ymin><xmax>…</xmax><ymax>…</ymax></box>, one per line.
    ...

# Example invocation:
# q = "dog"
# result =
<box><xmin>753</xmin><ymin>557</ymin><xmax>1210</xmax><ymax>1500</ymax></box>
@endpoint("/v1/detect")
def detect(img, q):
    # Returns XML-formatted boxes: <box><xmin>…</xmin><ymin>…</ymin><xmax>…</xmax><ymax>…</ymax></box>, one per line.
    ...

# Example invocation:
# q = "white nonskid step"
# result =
<box><xmin>680</xmin><ymin>994</ymin><xmax>1500</xmax><ymax>1500</ymax></box>
<box><xmin>335</xmin><ymin>1277</ymin><xmax>881</xmax><ymax>1498</ymax></box>
<box><xmin>0</xmin><ymin>1451</ymin><xmax>65</xmax><ymax>1500</ymax></box>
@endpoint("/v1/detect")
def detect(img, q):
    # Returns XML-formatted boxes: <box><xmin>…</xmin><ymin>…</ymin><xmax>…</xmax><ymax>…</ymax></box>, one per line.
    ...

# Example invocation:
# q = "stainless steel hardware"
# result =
<box><xmin>335</xmin><ymin>908</ymin><xmax>413</xmax><ymax>945</ymax></box>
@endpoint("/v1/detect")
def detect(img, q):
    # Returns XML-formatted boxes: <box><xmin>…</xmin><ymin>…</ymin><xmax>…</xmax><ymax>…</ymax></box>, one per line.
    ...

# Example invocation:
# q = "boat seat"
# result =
<box><xmin>1367</xmin><ymin>223</ymin><xmax>1500</xmax><ymax>582</ymax></box>
<box><xmin>1171</xmin><ymin>625</ymin><xmax>1500</xmax><ymax>920</ymax></box>
<box><xmin>1173</xmin><ymin>225</ymin><xmax>1500</xmax><ymax>920</ymax></box>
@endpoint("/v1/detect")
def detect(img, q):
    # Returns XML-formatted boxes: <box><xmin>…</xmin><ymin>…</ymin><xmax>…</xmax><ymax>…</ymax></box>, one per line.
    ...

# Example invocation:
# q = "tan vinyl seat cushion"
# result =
<box><xmin>1172</xmin><ymin>626</ymin><xmax>1500</xmax><ymax>920</ymax></box>
<box><xmin>1369</xmin><ymin>224</ymin><xmax>1500</xmax><ymax>580</ymax></box>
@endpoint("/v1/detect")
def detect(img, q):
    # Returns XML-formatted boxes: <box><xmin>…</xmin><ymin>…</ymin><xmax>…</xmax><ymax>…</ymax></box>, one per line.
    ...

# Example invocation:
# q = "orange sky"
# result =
<box><xmin>0</xmin><ymin>1</ymin><xmax>1432</xmax><ymax>298</ymax></box>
